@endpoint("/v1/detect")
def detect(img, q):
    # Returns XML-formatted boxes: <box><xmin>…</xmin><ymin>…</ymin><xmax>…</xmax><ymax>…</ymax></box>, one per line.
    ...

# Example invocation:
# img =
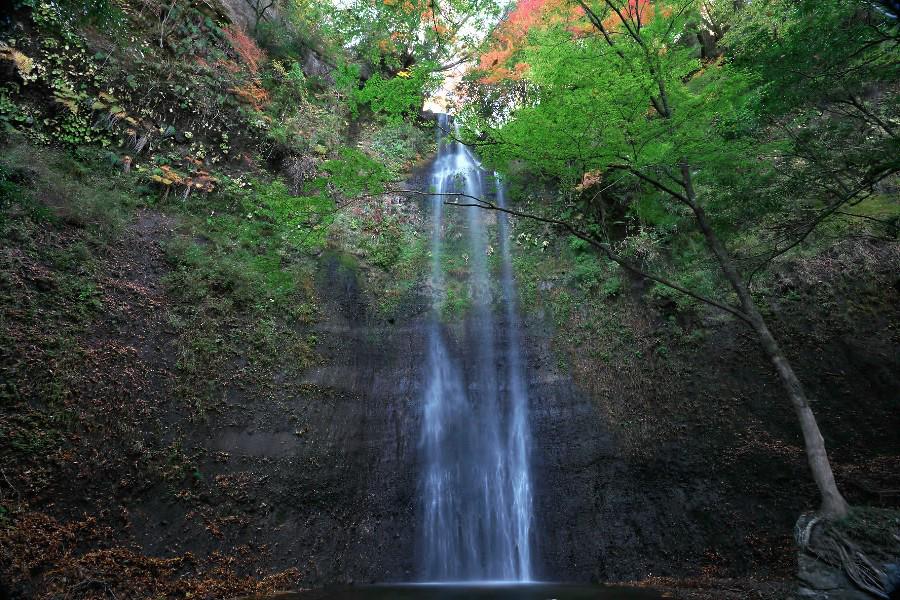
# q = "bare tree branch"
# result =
<box><xmin>393</xmin><ymin>188</ymin><xmax>753</xmax><ymax>324</ymax></box>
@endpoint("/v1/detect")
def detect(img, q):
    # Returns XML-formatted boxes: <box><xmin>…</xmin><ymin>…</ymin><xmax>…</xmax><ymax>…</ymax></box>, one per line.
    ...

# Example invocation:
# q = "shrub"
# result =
<box><xmin>16</xmin><ymin>0</ymin><xmax>124</xmax><ymax>28</ymax></box>
<box><xmin>568</xmin><ymin>235</ymin><xmax>591</xmax><ymax>253</ymax></box>
<box><xmin>322</xmin><ymin>147</ymin><xmax>391</xmax><ymax>197</ymax></box>
<box><xmin>368</xmin><ymin>121</ymin><xmax>431</xmax><ymax>172</ymax></box>
<box><xmin>267</xmin><ymin>60</ymin><xmax>308</xmax><ymax>108</ymax></box>
<box><xmin>354</xmin><ymin>66</ymin><xmax>438</xmax><ymax>123</ymax></box>
<box><xmin>600</xmin><ymin>275</ymin><xmax>621</xmax><ymax>299</ymax></box>
<box><xmin>572</xmin><ymin>253</ymin><xmax>604</xmax><ymax>289</ymax></box>
<box><xmin>231</xmin><ymin>81</ymin><xmax>270</xmax><ymax>110</ymax></box>
<box><xmin>252</xmin><ymin>179</ymin><xmax>334</xmax><ymax>251</ymax></box>
<box><xmin>223</xmin><ymin>25</ymin><xmax>267</xmax><ymax>74</ymax></box>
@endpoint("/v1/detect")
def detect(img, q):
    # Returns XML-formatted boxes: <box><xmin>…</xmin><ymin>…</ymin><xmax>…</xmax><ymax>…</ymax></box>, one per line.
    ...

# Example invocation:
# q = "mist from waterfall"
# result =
<box><xmin>419</xmin><ymin>114</ymin><xmax>533</xmax><ymax>582</ymax></box>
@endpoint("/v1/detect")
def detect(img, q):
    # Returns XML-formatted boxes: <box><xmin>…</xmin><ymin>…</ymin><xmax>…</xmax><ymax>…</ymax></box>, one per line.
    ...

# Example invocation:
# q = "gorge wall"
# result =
<box><xmin>121</xmin><ymin>200</ymin><xmax>900</xmax><ymax>586</ymax></box>
<box><xmin>525</xmin><ymin>239</ymin><xmax>900</xmax><ymax>582</ymax></box>
<box><xmin>1</xmin><ymin>1</ymin><xmax>898</xmax><ymax>594</ymax></box>
<box><xmin>2</xmin><ymin>143</ymin><xmax>898</xmax><ymax>600</ymax></box>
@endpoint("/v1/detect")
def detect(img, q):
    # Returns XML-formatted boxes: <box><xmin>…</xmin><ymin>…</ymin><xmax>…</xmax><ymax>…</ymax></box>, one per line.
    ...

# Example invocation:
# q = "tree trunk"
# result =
<box><xmin>747</xmin><ymin>311</ymin><xmax>850</xmax><ymax>518</ymax></box>
<box><xmin>680</xmin><ymin>164</ymin><xmax>850</xmax><ymax>518</ymax></box>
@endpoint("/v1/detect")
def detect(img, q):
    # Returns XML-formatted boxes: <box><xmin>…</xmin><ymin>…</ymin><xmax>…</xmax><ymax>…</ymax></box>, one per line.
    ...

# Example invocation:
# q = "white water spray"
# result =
<box><xmin>420</xmin><ymin>115</ymin><xmax>534</xmax><ymax>582</ymax></box>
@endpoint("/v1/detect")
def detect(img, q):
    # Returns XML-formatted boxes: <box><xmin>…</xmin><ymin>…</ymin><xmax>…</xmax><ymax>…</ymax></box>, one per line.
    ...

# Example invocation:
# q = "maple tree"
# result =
<box><xmin>460</xmin><ymin>0</ymin><xmax>899</xmax><ymax>519</ymax></box>
<box><xmin>475</xmin><ymin>0</ymin><xmax>657</xmax><ymax>84</ymax></box>
<box><xmin>330</xmin><ymin>0</ymin><xmax>501</xmax><ymax>73</ymax></box>
<box><xmin>477</xmin><ymin>0</ymin><xmax>556</xmax><ymax>83</ymax></box>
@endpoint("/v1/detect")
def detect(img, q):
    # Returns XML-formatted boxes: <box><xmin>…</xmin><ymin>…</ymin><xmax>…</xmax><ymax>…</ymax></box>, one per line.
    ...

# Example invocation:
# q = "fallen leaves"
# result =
<box><xmin>0</xmin><ymin>511</ymin><xmax>301</xmax><ymax>599</ymax></box>
<box><xmin>0</xmin><ymin>41</ymin><xmax>35</xmax><ymax>79</ymax></box>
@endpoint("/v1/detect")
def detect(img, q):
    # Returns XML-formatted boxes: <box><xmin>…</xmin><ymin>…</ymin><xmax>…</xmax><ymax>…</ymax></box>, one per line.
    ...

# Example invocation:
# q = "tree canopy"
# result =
<box><xmin>325</xmin><ymin>0</ymin><xmax>504</xmax><ymax>73</ymax></box>
<box><xmin>461</xmin><ymin>0</ymin><xmax>898</xmax><ymax>283</ymax></box>
<box><xmin>453</xmin><ymin>0</ymin><xmax>899</xmax><ymax>518</ymax></box>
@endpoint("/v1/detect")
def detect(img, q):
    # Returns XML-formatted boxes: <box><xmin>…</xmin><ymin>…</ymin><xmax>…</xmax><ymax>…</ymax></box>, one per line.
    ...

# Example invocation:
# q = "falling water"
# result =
<box><xmin>420</xmin><ymin>115</ymin><xmax>533</xmax><ymax>582</ymax></box>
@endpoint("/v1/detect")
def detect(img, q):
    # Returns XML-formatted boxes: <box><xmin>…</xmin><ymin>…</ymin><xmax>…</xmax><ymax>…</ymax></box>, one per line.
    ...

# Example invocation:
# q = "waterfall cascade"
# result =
<box><xmin>419</xmin><ymin>114</ymin><xmax>534</xmax><ymax>582</ymax></box>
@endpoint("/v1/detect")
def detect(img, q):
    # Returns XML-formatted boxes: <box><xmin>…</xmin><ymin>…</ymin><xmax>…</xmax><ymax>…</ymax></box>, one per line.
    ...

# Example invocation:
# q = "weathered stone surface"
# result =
<box><xmin>302</xmin><ymin>49</ymin><xmax>334</xmax><ymax>83</ymax></box>
<box><xmin>218</xmin><ymin>0</ymin><xmax>280</xmax><ymax>30</ymax></box>
<box><xmin>795</xmin><ymin>585</ymin><xmax>872</xmax><ymax>600</ymax></box>
<box><xmin>798</xmin><ymin>553</ymin><xmax>848</xmax><ymax>590</ymax></box>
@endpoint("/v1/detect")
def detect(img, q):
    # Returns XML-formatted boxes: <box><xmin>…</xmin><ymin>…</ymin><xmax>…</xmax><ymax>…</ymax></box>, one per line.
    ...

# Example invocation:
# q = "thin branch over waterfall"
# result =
<box><xmin>393</xmin><ymin>188</ymin><xmax>753</xmax><ymax>324</ymax></box>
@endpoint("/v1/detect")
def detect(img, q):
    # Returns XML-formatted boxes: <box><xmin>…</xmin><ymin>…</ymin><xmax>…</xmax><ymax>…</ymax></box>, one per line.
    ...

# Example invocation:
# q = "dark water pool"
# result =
<box><xmin>277</xmin><ymin>583</ymin><xmax>664</xmax><ymax>599</ymax></box>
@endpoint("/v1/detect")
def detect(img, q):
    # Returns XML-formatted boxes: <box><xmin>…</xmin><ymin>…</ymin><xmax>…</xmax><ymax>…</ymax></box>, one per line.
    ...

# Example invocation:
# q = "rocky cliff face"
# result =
<box><xmin>258</xmin><ymin>236</ymin><xmax>900</xmax><ymax>586</ymax></box>
<box><xmin>122</xmin><ymin>249</ymin><xmax>433</xmax><ymax>586</ymax></box>
<box><xmin>217</xmin><ymin>0</ymin><xmax>279</xmax><ymax>31</ymax></box>
<box><xmin>525</xmin><ymin>240</ymin><xmax>900</xmax><ymax>583</ymax></box>
<box><xmin>1</xmin><ymin>142</ymin><xmax>897</xmax><ymax>600</ymax></box>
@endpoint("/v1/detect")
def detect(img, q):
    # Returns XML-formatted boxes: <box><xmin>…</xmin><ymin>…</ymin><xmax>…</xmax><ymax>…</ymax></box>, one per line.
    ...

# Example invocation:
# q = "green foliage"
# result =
<box><xmin>725</xmin><ymin>0</ymin><xmax>899</xmax><ymax>118</ymax></box>
<box><xmin>367</xmin><ymin>222</ymin><xmax>403</xmax><ymax>270</ymax></box>
<box><xmin>3</xmin><ymin>2</ymin><xmax>111</xmax><ymax>147</ymax></box>
<box><xmin>550</xmin><ymin>289</ymin><xmax>573</xmax><ymax>327</ymax></box>
<box><xmin>16</xmin><ymin>0</ymin><xmax>124</xmax><ymax>28</ymax></box>
<box><xmin>254</xmin><ymin>15</ymin><xmax>309</xmax><ymax>61</ymax></box>
<box><xmin>0</xmin><ymin>139</ymin><xmax>133</xmax><ymax>238</ymax></box>
<box><xmin>354</xmin><ymin>67</ymin><xmax>438</xmax><ymax>123</ymax></box>
<box><xmin>328</xmin><ymin>189</ymin><xmax>428</xmax><ymax>318</ymax></box>
<box><xmin>322</xmin><ymin>147</ymin><xmax>391</xmax><ymax>197</ymax></box>
<box><xmin>365</xmin><ymin>121</ymin><xmax>433</xmax><ymax>173</ymax></box>
<box><xmin>164</xmin><ymin>236</ymin><xmax>296</xmax><ymax>308</ymax></box>
<box><xmin>189</xmin><ymin>179</ymin><xmax>330</xmax><ymax>275</ymax></box>
<box><xmin>373</xmin><ymin>227</ymin><xmax>427</xmax><ymax>316</ymax></box>
<box><xmin>333</xmin><ymin>62</ymin><xmax>362</xmax><ymax>100</ymax></box>
<box><xmin>462</xmin><ymin>0</ymin><xmax>899</xmax><ymax>322</ymax></box>
<box><xmin>632</xmin><ymin>195</ymin><xmax>679</xmax><ymax>229</ymax></box>
<box><xmin>327</xmin><ymin>0</ymin><xmax>500</xmax><ymax>72</ymax></box>
<box><xmin>0</xmin><ymin>92</ymin><xmax>35</xmax><ymax>130</ymax></box>
<box><xmin>441</xmin><ymin>282</ymin><xmax>471</xmax><ymax>319</ymax></box>
<box><xmin>600</xmin><ymin>275</ymin><xmax>622</xmax><ymax>299</ymax></box>
<box><xmin>571</xmin><ymin>253</ymin><xmax>604</xmax><ymax>289</ymax></box>
<box><xmin>267</xmin><ymin>60</ymin><xmax>308</xmax><ymax>105</ymax></box>
<box><xmin>0</xmin><ymin>164</ymin><xmax>36</xmax><ymax>226</ymax></box>
<box><xmin>253</xmin><ymin>179</ymin><xmax>334</xmax><ymax>250</ymax></box>
<box><xmin>565</xmin><ymin>235</ymin><xmax>622</xmax><ymax>296</ymax></box>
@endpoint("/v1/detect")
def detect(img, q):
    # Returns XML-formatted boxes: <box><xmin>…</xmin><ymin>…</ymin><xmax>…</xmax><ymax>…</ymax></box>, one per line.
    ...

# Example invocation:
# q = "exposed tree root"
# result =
<box><xmin>796</xmin><ymin>511</ymin><xmax>900</xmax><ymax>599</ymax></box>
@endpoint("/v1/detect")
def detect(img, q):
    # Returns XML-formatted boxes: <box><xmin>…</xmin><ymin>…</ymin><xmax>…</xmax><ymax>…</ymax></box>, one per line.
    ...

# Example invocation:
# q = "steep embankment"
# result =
<box><xmin>520</xmin><ymin>234</ymin><xmax>900</xmax><ymax>586</ymax></box>
<box><xmin>0</xmin><ymin>0</ymin><xmax>431</xmax><ymax>596</ymax></box>
<box><xmin>0</xmin><ymin>144</ymin><xmax>435</xmax><ymax>597</ymax></box>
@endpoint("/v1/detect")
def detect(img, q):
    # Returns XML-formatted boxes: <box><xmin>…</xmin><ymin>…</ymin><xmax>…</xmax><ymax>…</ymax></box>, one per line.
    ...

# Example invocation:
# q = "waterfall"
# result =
<box><xmin>420</xmin><ymin>114</ymin><xmax>534</xmax><ymax>582</ymax></box>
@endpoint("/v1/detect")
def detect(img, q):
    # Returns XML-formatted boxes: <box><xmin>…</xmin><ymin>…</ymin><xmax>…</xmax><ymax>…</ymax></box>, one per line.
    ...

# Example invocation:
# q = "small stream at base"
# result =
<box><xmin>280</xmin><ymin>584</ymin><xmax>663</xmax><ymax>600</ymax></box>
